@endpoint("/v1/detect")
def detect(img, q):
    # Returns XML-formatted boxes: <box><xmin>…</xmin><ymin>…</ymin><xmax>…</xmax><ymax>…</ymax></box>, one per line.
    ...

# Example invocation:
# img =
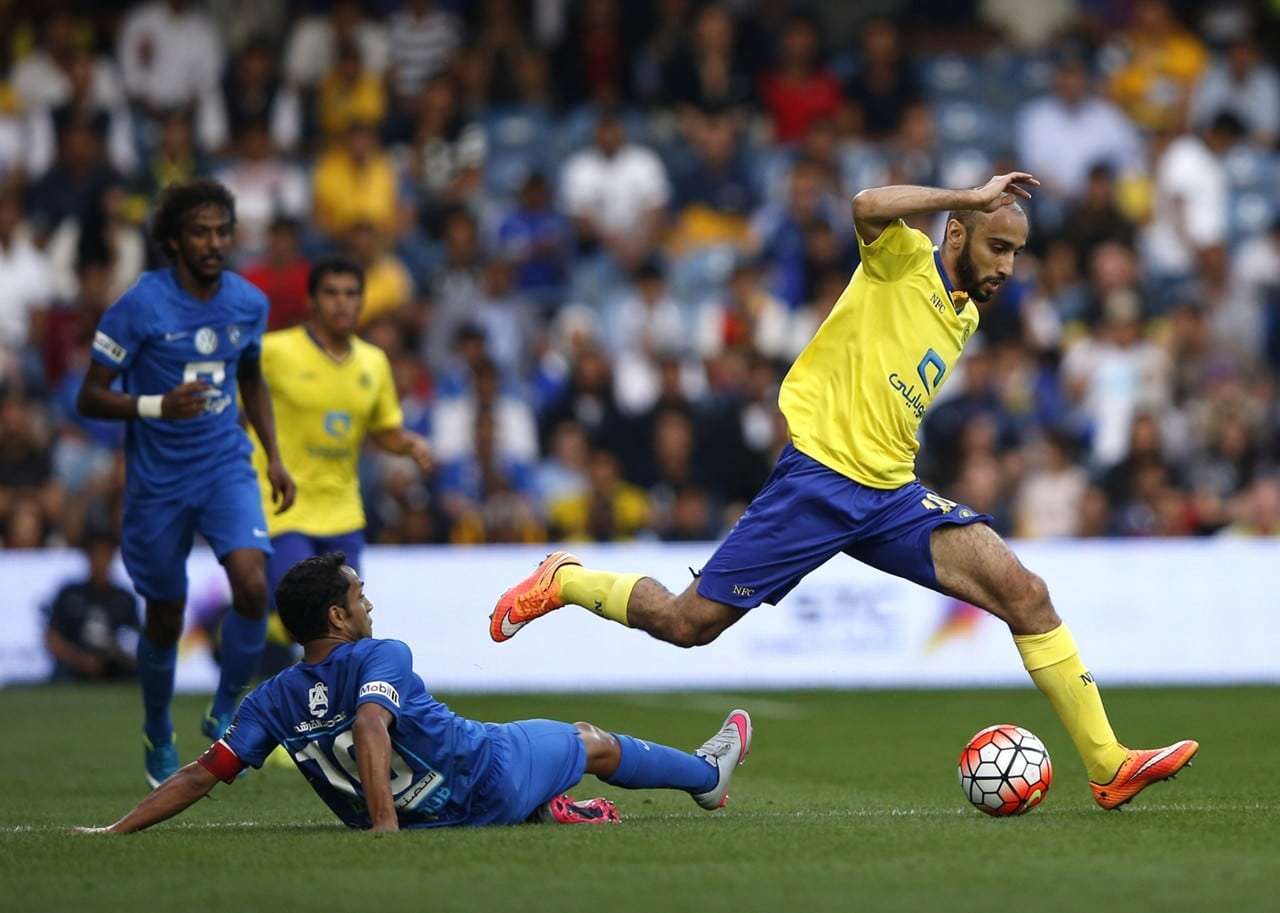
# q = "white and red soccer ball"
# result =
<box><xmin>958</xmin><ymin>724</ymin><xmax>1053</xmax><ymax>817</ymax></box>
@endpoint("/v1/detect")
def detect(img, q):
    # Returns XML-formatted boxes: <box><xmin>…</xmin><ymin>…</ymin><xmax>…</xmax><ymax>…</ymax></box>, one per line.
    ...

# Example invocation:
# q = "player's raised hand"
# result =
<box><xmin>267</xmin><ymin>458</ymin><xmax>296</xmax><ymax>514</ymax></box>
<box><xmin>161</xmin><ymin>381</ymin><xmax>212</xmax><ymax>419</ymax></box>
<box><xmin>971</xmin><ymin>172</ymin><xmax>1040</xmax><ymax>213</ymax></box>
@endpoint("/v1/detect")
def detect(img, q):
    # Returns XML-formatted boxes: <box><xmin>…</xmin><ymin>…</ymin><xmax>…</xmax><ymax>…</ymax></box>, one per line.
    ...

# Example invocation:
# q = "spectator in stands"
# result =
<box><xmin>215</xmin><ymin>116</ymin><xmax>310</xmax><ymax>263</ymax></box>
<box><xmin>696</xmin><ymin>258</ymin><xmax>791</xmax><ymax>362</ymax></box>
<box><xmin>496</xmin><ymin>172</ymin><xmax>572</xmax><ymax>312</ymax></box>
<box><xmin>547</xmin><ymin>448</ymin><xmax>649</xmax><ymax>541</ymax></box>
<box><xmin>978</xmin><ymin>0</ymin><xmax>1078</xmax><ymax>50</ymax></box>
<box><xmin>388</xmin><ymin>0</ymin><xmax>462</xmax><ymax>108</ymax></box>
<box><xmin>670</xmin><ymin>105</ymin><xmax>756</xmax><ymax>257</ymax></box>
<box><xmin>660</xmin><ymin>3</ymin><xmax>750</xmax><ymax>112</ymax></box>
<box><xmin>1016</xmin><ymin>54</ymin><xmax>1144</xmax><ymax>207</ymax></box>
<box><xmin>398</xmin><ymin>75</ymin><xmax>486</xmax><ymax>234</ymax></box>
<box><xmin>313</xmin><ymin>120</ymin><xmax>400</xmax><ymax>239</ymax></box>
<box><xmin>44</xmin><ymin>529</ymin><xmax>138</xmax><ymax>681</ymax></box>
<box><xmin>342</xmin><ymin>221</ymin><xmax>413</xmax><ymax>330</ymax></box>
<box><xmin>1190</xmin><ymin>36</ymin><xmax>1279</xmax><ymax>147</ymax></box>
<box><xmin>1142</xmin><ymin>112</ymin><xmax>1244</xmax><ymax>295</ymax></box>
<box><xmin>759</xmin><ymin>14</ymin><xmax>842</xmax><ymax>144</ymax></box>
<box><xmin>24</xmin><ymin>110</ymin><xmax>118</xmax><ymax>241</ymax></box>
<box><xmin>117</xmin><ymin>0</ymin><xmax>224</xmax><ymax>149</ymax></box>
<box><xmin>1105</xmin><ymin>0</ymin><xmax>1207</xmax><ymax>132</ymax></box>
<box><xmin>536</xmin><ymin>420</ymin><xmax>591</xmax><ymax>512</ymax></box>
<box><xmin>0</xmin><ymin>392</ymin><xmax>61</xmax><ymax>545</ymax></box>
<box><xmin>284</xmin><ymin>0</ymin><xmax>388</xmax><ymax>91</ymax></box>
<box><xmin>561</xmin><ymin>108</ymin><xmax>670</xmax><ymax>274</ymax></box>
<box><xmin>43</xmin><ymin>182</ymin><xmax>143</xmax><ymax>306</ymax></box>
<box><xmin>1223</xmin><ymin>475</ymin><xmax>1280</xmax><ymax>537</ymax></box>
<box><xmin>243</xmin><ymin>218</ymin><xmax>310</xmax><ymax>331</ymax></box>
<box><xmin>1060</xmin><ymin>163</ymin><xmax>1137</xmax><ymax>269</ymax></box>
<box><xmin>606</xmin><ymin>259</ymin><xmax>690</xmax><ymax>417</ymax></box>
<box><xmin>1016</xmin><ymin>431</ymin><xmax>1088</xmax><ymax>538</ymax></box>
<box><xmin>752</xmin><ymin>158</ymin><xmax>846</xmax><ymax>310</ymax></box>
<box><xmin>213</xmin><ymin>36</ymin><xmax>302</xmax><ymax>155</ymax></box>
<box><xmin>129</xmin><ymin>106</ymin><xmax>206</xmax><ymax>210</ymax></box>
<box><xmin>552</xmin><ymin>0</ymin><xmax>635</xmax><ymax>107</ymax></box>
<box><xmin>317</xmin><ymin>38</ymin><xmax>387</xmax><ymax>140</ymax></box>
<box><xmin>843</xmin><ymin>19</ymin><xmax>920</xmax><ymax>139</ymax></box>
<box><xmin>1063</xmin><ymin>292</ymin><xmax>1170</xmax><ymax>468</ymax></box>
<box><xmin>461</xmin><ymin>0</ymin><xmax>533</xmax><ymax>108</ymax></box>
<box><xmin>1229</xmin><ymin>217</ymin><xmax>1280</xmax><ymax>369</ymax></box>
<box><xmin>0</xmin><ymin>187</ymin><xmax>52</xmax><ymax>389</ymax></box>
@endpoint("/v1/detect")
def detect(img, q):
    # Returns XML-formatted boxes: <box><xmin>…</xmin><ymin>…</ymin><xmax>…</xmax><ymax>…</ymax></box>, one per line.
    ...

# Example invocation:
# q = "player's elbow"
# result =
<box><xmin>851</xmin><ymin>189</ymin><xmax>877</xmax><ymax>223</ymax></box>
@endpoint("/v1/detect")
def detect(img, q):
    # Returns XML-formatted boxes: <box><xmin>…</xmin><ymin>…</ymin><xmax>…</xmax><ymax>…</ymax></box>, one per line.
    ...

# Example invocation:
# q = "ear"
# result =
<box><xmin>944</xmin><ymin>218</ymin><xmax>965</xmax><ymax>249</ymax></box>
<box><xmin>327</xmin><ymin>602</ymin><xmax>347</xmax><ymax>633</ymax></box>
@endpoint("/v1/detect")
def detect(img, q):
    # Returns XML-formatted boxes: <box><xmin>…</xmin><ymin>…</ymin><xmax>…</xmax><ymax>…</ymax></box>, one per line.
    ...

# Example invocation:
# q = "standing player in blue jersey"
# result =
<box><xmin>77</xmin><ymin>179</ymin><xmax>297</xmax><ymax>787</ymax></box>
<box><xmin>75</xmin><ymin>553</ymin><xmax>753</xmax><ymax>833</ymax></box>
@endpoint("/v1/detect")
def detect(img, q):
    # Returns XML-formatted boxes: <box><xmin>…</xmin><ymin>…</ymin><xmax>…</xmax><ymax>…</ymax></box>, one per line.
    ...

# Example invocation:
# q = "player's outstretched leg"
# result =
<box><xmin>577</xmin><ymin>710</ymin><xmax>753</xmax><ymax>811</ymax></box>
<box><xmin>929</xmin><ymin>523</ymin><xmax>1198</xmax><ymax>809</ymax></box>
<box><xmin>490</xmin><ymin>551</ymin><xmax>744</xmax><ymax>647</ymax></box>
<box><xmin>205</xmin><ymin>549</ymin><xmax>270</xmax><ymax>740</ymax></box>
<box><xmin>138</xmin><ymin>598</ymin><xmax>183</xmax><ymax>787</ymax></box>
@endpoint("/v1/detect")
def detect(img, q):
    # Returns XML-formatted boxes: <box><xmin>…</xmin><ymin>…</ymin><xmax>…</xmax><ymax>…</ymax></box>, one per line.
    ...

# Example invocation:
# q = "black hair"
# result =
<box><xmin>308</xmin><ymin>254</ymin><xmax>365</xmax><ymax>297</ymax></box>
<box><xmin>274</xmin><ymin>551</ymin><xmax>351</xmax><ymax>644</ymax></box>
<box><xmin>150</xmin><ymin>178</ymin><xmax>236</xmax><ymax>253</ymax></box>
<box><xmin>946</xmin><ymin>202</ymin><xmax>1028</xmax><ymax>237</ymax></box>
<box><xmin>1207</xmin><ymin>110</ymin><xmax>1248</xmax><ymax>140</ymax></box>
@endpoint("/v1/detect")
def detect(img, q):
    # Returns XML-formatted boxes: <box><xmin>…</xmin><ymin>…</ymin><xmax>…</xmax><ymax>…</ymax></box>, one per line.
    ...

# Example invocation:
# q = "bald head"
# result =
<box><xmin>946</xmin><ymin>202</ymin><xmax>1028</xmax><ymax>238</ymax></box>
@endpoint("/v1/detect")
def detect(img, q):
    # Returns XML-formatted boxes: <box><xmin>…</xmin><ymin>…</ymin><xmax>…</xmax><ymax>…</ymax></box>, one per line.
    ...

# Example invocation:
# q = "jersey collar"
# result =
<box><xmin>933</xmin><ymin>248</ymin><xmax>971</xmax><ymax>313</ymax></box>
<box><xmin>304</xmin><ymin>324</ymin><xmax>355</xmax><ymax>364</ymax></box>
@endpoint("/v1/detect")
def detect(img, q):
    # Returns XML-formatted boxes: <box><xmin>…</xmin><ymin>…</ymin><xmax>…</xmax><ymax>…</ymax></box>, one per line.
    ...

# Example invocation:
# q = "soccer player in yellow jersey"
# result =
<box><xmin>251</xmin><ymin>256</ymin><xmax>431</xmax><ymax>593</ymax></box>
<box><xmin>491</xmin><ymin>173</ymin><xmax>1198</xmax><ymax>810</ymax></box>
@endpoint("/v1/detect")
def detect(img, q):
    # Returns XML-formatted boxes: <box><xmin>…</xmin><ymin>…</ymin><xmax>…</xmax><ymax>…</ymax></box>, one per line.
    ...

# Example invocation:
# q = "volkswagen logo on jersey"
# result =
<box><xmin>308</xmin><ymin>682</ymin><xmax>329</xmax><ymax>718</ymax></box>
<box><xmin>195</xmin><ymin>326</ymin><xmax>218</xmax><ymax>355</ymax></box>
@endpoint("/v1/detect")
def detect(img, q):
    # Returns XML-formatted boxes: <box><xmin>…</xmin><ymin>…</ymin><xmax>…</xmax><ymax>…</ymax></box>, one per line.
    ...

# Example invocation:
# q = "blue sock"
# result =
<box><xmin>603</xmin><ymin>733</ymin><xmax>717</xmax><ymax>794</ymax></box>
<box><xmin>137</xmin><ymin>636</ymin><xmax>177</xmax><ymax>745</ymax></box>
<box><xmin>210</xmin><ymin>611</ymin><xmax>267</xmax><ymax>718</ymax></box>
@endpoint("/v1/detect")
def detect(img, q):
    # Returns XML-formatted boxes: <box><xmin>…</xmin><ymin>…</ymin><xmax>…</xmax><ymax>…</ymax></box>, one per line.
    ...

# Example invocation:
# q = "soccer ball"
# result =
<box><xmin>958</xmin><ymin>724</ymin><xmax>1052</xmax><ymax>817</ymax></box>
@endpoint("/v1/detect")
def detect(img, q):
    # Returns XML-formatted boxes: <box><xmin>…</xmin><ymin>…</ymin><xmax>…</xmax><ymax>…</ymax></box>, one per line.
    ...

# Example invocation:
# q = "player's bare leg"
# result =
<box><xmin>205</xmin><ymin>548</ymin><xmax>271</xmax><ymax>738</ymax></box>
<box><xmin>489</xmin><ymin>551</ymin><xmax>745</xmax><ymax>647</ymax></box>
<box><xmin>929</xmin><ymin>522</ymin><xmax>1197</xmax><ymax>807</ymax></box>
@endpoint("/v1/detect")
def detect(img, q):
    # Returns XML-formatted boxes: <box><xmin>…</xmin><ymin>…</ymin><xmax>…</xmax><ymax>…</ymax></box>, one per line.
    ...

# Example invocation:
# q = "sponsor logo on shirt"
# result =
<box><xmin>359</xmin><ymin>680</ymin><xmax>400</xmax><ymax>707</ymax></box>
<box><xmin>93</xmin><ymin>331</ymin><xmax>127</xmax><ymax>364</ymax></box>
<box><xmin>308</xmin><ymin>681</ymin><xmax>329</xmax><ymax>718</ymax></box>
<box><xmin>293</xmin><ymin>712</ymin><xmax>347</xmax><ymax>735</ymax></box>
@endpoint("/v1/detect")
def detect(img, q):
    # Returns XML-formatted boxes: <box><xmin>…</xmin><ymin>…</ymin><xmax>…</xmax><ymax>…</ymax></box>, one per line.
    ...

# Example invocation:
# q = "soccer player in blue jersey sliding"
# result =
<box><xmin>75</xmin><ymin>552</ymin><xmax>753</xmax><ymax>833</ymax></box>
<box><xmin>77</xmin><ymin>179</ymin><xmax>296</xmax><ymax>787</ymax></box>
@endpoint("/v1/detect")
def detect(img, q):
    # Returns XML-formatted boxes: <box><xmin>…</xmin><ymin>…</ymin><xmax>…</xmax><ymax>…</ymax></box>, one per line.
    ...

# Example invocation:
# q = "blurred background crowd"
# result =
<box><xmin>2</xmin><ymin>0</ymin><xmax>1279</xmax><ymax>554</ymax></box>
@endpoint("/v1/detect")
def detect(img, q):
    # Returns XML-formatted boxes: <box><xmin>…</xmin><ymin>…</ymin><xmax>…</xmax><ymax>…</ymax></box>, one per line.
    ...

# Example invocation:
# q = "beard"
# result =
<box><xmin>955</xmin><ymin>238</ymin><xmax>1001</xmax><ymax>303</ymax></box>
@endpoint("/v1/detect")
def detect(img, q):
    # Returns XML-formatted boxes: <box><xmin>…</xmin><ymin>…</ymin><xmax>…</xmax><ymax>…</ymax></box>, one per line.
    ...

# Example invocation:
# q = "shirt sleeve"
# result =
<box><xmin>218</xmin><ymin>691</ymin><xmax>278</xmax><ymax>771</ymax></box>
<box><xmin>854</xmin><ymin>218</ymin><xmax>933</xmax><ymax>283</ymax></box>
<box><xmin>368</xmin><ymin>350</ymin><xmax>404</xmax><ymax>433</ymax></box>
<box><xmin>91</xmin><ymin>288</ymin><xmax>146</xmax><ymax>371</ymax></box>
<box><xmin>356</xmin><ymin>640</ymin><xmax>414</xmax><ymax>724</ymax></box>
<box><xmin>242</xmin><ymin>292</ymin><xmax>269</xmax><ymax>361</ymax></box>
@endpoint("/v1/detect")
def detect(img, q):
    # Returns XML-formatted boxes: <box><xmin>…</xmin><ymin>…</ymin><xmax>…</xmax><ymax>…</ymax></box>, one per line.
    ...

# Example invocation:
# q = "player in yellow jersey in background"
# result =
<box><xmin>251</xmin><ymin>256</ymin><xmax>431</xmax><ymax>626</ymax></box>
<box><xmin>491</xmin><ymin>173</ymin><xmax>1198</xmax><ymax>811</ymax></box>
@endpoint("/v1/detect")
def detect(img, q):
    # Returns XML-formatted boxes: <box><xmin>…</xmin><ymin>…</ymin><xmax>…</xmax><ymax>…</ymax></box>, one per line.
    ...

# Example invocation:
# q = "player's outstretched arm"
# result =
<box><xmin>851</xmin><ymin>173</ymin><xmax>1039</xmax><ymax>244</ymax></box>
<box><xmin>352</xmin><ymin>703</ymin><xmax>399</xmax><ymax>834</ymax></box>
<box><xmin>73</xmin><ymin>762</ymin><xmax>219</xmax><ymax>835</ymax></box>
<box><xmin>76</xmin><ymin>361</ymin><xmax>210</xmax><ymax>421</ymax></box>
<box><xmin>237</xmin><ymin>355</ymin><xmax>296</xmax><ymax>514</ymax></box>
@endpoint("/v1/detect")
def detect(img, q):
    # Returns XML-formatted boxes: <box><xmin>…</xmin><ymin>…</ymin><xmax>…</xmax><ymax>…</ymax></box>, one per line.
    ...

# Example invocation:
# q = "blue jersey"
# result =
<box><xmin>222</xmin><ymin>638</ymin><xmax>497</xmax><ymax>829</ymax></box>
<box><xmin>90</xmin><ymin>268</ymin><xmax>268</xmax><ymax>496</ymax></box>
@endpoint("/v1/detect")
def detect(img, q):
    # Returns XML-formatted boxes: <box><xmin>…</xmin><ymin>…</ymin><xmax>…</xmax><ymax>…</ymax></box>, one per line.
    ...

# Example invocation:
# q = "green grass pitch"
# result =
<box><xmin>3</xmin><ymin>685</ymin><xmax>1277</xmax><ymax>913</ymax></box>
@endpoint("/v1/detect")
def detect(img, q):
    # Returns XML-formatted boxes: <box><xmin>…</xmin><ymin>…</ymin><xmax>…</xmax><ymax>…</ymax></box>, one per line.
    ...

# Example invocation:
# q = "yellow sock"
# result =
<box><xmin>556</xmin><ymin>566</ymin><xmax>643</xmax><ymax>627</ymax></box>
<box><xmin>1014</xmin><ymin>623</ymin><xmax>1129</xmax><ymax>783</ymax></box>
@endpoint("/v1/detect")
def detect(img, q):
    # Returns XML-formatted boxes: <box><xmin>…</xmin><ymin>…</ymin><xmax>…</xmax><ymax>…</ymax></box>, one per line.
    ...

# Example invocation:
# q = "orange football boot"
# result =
<box><xmin>1090</xmin><ymin>739</ymin><xmax>1199</xmax><ymax>810</ymax></box>
<box><xmin>489</xmin><ymin>551</ymin><xmax>581</xmax><ymax>643</ymax></box>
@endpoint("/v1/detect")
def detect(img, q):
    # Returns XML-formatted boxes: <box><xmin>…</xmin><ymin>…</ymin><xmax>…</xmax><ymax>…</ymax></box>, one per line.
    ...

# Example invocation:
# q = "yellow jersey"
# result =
<box><xmin>778</xmin><ymin>218</ymin><xmax>979</xmax><ymax>489</ymax></box>
<box><xmin>252</xmin><ymin>326</ymin><xmax>403</xmax><ymax>536</ymax></box>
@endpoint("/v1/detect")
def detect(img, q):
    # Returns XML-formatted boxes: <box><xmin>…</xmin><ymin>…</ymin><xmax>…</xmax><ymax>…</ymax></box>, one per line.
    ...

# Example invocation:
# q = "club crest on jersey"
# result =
<box><xmin>195</xmin><ymin>326</ymin><xmax>218</xmax><ymax>355</ymax></box>
<box><xmin>227</xmin><ymin>324</ymin><xmax>242</xmax><ymax>347</ymax></box>
<box><xmin>308</xmin><ymin>682</ymin><xmax>329</xmax><ymax>718</ymax></box>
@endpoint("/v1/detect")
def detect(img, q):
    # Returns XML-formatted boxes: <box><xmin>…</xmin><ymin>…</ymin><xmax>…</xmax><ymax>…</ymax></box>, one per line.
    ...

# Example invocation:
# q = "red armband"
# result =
<box><xmin>197</xmin><ymin>740</ymin><xmax>246</xmax><ymax>784</ymax></box>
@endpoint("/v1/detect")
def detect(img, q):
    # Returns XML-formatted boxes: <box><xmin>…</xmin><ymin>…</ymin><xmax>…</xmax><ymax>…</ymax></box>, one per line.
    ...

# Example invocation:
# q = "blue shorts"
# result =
<box><xmin>121</xmin><ymin>468</ymin><xmax>270</xmax><ymax>602</ymax></box>
<box><xmin>267</xmin><ymin>529</ymin><xmax>366</xmax><ymax>596</ymax></box>
<box><xmin>470</xmin><ymin>720</ymin><xmax>587</xmax><ymax>825</ymax></box>
<box><xmin>697</xmin><ymin>444</ymin><xmax>992</xmax><ymax>609</ymax></box>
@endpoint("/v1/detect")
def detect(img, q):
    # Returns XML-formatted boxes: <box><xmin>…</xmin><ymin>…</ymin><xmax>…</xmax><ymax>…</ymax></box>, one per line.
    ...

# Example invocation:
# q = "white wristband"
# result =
<box><xmin>136</xmin><ymin>395</ymin><xmax>164</xmax><ymax>419</ymax></box>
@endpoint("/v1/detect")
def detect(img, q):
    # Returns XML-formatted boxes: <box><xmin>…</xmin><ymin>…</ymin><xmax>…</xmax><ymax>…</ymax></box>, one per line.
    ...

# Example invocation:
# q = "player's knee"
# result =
<box><xmin>664</xmin><ymin>615</ymin><xmax>721</xmax><ymax>648</ymax></box>
<box><xmin>1003</xmin><ymin>571</ymin><xmax>1057</xmax><ymax>631</ymax></box>
<box><xmin>144</xmin><ymin>604</ymin><xmax>184</xmax><ymax>646</ymax></box>
<box><xmin>229</xmin><ymin>574</ymin><xmax>269</xmax><ymax>619</ymax></box>
<box><xmin>574</xmin><ymin>722</ymin><xmax>620</xmax><ymax>768</ymax></box>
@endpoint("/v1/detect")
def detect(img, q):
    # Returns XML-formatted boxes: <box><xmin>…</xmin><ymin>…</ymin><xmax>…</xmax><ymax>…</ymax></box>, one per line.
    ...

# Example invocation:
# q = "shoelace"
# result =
<box><xmin>698</xmin><ymin>726</ymin><xmax>738</xmax><ymax>760</ymax></box>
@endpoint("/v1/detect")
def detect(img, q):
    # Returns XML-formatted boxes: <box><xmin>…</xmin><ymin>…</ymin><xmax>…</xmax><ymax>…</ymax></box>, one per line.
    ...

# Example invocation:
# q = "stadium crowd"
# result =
<box><xmin>1</xmin><ymin>0</ymin><xmax>1278</xmax><ymax>551</ymax></box>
